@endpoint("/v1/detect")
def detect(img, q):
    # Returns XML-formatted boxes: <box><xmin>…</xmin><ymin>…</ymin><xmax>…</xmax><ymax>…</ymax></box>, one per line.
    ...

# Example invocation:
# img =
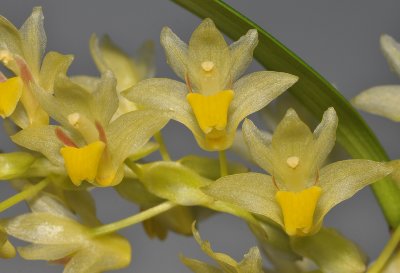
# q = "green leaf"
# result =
<box><xmin>171</xmin><ymin>0</ymin><xmax>400</xmax><ymax>227</ymax></box>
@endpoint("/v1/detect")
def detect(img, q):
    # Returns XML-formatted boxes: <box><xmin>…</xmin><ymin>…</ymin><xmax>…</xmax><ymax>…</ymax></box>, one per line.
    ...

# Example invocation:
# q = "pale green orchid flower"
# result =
<box><xmin>125</xmin><ymin>18</ymin><xmax>298</xmax><ymax>151</ymax></box>
<box><xmin>352</xmin><ymin>34</ymin><xmax>400</xmax><ymax>121</ymax></box>
<box><xmin>0</xmin><ymin>7</ymin><xmax>73</xmax><ymax>127</ymax></box>
<box><xmin>3</xmin><ymin>194</ymin><xmax>131</xmax><ymax>273</ymax></box>
<box><xmin>11</xmin><ymin>72</ymin><xmax>170</xmax><ymax>187</ymax></box>
<box><xmin>181</xmin><ymin>224</ymin><xmax>265</xmax><ymax>273</ymax></box>
<box><xmin>203</xmin><ymin>108</ymin><xmax>392</xmax><ymax>236</ymax></box>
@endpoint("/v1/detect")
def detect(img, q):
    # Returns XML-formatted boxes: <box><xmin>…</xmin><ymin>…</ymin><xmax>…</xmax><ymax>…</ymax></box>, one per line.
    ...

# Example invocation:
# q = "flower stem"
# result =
<box><xmin>90</xmin><ymin>201</ymin><xmax>176</xmax><ymax>237</ymax></box>
<box><xmin>366</xmin><ymin>224</ymin><xmax>400</xmax><ymax>273</ymax></box>
<box><xmin>0</xmin><ymin>178</ymin><xmax>49</xmax><ymax>213</ymax></box>
<box><xmin>154</xmin><ymin>131</ymin><xmax>171</xmax><ymax>161</ymax></box>
<box><xmin>218</xmin><ymin>150</ymin><xmax>228</xmax><ymax>177</ymax></box>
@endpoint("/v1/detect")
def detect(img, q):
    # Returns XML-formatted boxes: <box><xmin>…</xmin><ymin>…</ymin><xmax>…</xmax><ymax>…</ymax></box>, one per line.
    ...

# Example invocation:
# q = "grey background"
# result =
<box><xmin>0</xmin><ymin>0</ymin><xmax>400</xmax><ymax>272</ymax></box>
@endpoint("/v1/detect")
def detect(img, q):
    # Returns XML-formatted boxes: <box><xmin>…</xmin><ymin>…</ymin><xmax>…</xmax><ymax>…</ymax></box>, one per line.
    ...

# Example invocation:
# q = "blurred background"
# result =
<box><xmin>0</xmin><ymin>0</ymin><xmax>400</xmax><ymax>272</ymax></box>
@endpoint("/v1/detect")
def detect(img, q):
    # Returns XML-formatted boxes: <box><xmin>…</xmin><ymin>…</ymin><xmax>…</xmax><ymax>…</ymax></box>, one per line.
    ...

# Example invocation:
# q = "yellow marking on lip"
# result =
<box><xmin>275</xmin><ymin>186</ymin><xmax>322</xmax><ymax>236</ymax></box>
<box><xmin>187</xmin><ymin>90</ymin><xmax>234</xmax><ymax>135</ymax></box>
<box><xmin>0</xmin><ymin>77</ymin><xmax>23</xmax><ymax>118</ymax></box>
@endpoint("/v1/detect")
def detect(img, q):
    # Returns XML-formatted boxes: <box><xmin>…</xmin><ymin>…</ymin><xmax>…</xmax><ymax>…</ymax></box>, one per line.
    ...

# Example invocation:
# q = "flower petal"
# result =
<box><xmin>160</xmin><ymin>27</ymin><xmax>188</xmax><ymax>80</ymax></box>
<box><xmin>312</xmin><ymin>107</ymin><xmax>338</xmax><ymax>169</ymax></box>
<box><xmin>242</xmin><ymin>118</ymin><xmax>273</xmax><ymax>172</ymax></box>
<box><xmin>180</xmin><ymin>255</ymin><xmax>223</xmax><ymax>273</ymax></box>
<box><xmin>124</xmin><ymin>78</ymin><xmax>203</xmax><ymax>138</ymax></box>
<box><xmin>202</xmin><ymin>172</ymin><xmax>282</xmax><ymax>227</ymax></box>
<box><xmin>11</xmin><ymin>125</ymin><xmax>63</xmax><ymax>165</ymax></box>
<box><xmin>39</xmin><ymin>51</ymin><xmax>74</xmax><ymax>92</ymax></box>
<box><xmin>90</xmin><ymin>34</ymin><xmax>140</xmax><ymax>91</ymax></box>
<box><xmin>19</xmin><ymin>6</ymin><xmax>46</xmax><ymax>77</ymax></box>
<box><xmin>229</xmin><ymin>29</ymin><xmax>258</xmax><ymax>81</ymax></box>
<box><xmin>237</xmin><ymin>247</ymin><xmax>264</xmax><ymax>273</ymax></box>
<box><xmin>4</xmin><ymin>213</ymin><xmax>88</xmax><ymax>244</ymax></box>
<box><xmin>99</xmin><ymin>109</ymin><xmax>170</xmax><ymax>185</ymax></box>
<box><xmin>0</xmin><ymin>13</ymin><xmax>23</xmax><ymax>57</ymax></box>
<box><xmin>0</xmin><ymin>152</ymin><xmax>35</xmax><ymax>180</ymax></box>
<box><xmin>187</xmin><ymin>19</ymin><xmax>230</xmax><ymax>94</ymax></box>
<box><xmin>352</xmin><ymin>85</ymin><xmax>400</xmax><ymax>121</ymax></box>
<box><xmin>315</xmin><ymin>160</ymin><xmax>392</xmax><ymax>225</ymax></box>
<box><xmin>381</xmin><ymin>34</ymin><xmax>400</xmax><ymax>78</ymax></box>
<box><xmin>229</xmin><ymin>71</ymin><xmax>298</xmax><ymax>134</ymax></box>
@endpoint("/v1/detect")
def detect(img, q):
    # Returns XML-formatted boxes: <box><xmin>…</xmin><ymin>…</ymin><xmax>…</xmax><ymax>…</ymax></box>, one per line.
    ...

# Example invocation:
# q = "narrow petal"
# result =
<box><xmin>187</xmin><ymin>19</ymin><xmax>231</xmax><ymax>93</ymax></box>
<box><xmin>90</xmin><ymin>34</ymin><xmax>140</xmax><ymax>91</ymax></box>
<box><xmin>229</xmin><ymin>71</ymin><xmax>298</xmax><ymax>134</ymax></box>
<box><xmin>100</xmin><ymin>109</ymin><xmax>170</xmax><ymax>185</ymax></box>
<box><xmin>90</xmin><ymin>70</ymin><xmax>119</xmax><ymax>125</ymax></box>
<box><xmin>0</xmin><ymin>13</ymin><xmax>23</xmax><ymax>57</ymax></box>
<box><xmin>19</xmin><ymin>7</ymin><xmax>46</xmax><ymax>77</ymax></box>
<box><xmin>4</xmin><ymin>213</ymin><xmax>88</xmax><ymax>244</ymax></box>
<box><xmin>202</xmin><ymin>172</ymin><xmax>282</xmax><ymax>227</ymax></box>
<box><xmin>60</xmin><ymin>141</ymin><xmax>105</xmax><ymax>186</ymax></box>
<box><xmin>312</xmin><ymin>107</ymin><xmax>338</xmax><ymax>169</ymax></box>
<box><xmin>229</xmin><ymin>29</ymin><xmax>258</xmax><ymax>81</ymax></box>
<box><xmin>135</xmin><ymin>40</ymin><xmax>156</xmax><ymax>80</ymax></box>
<box><xmin>124</xmin><ymin>78</ymin><xmax>203</xmax><ymax>138</ymax></box>
<box><xmin>352</xmin><ymin>85</ymin><xmax>400</xmax><ymax>121</ymax></box>
<box><xmin>39</xmin><ymin>51</ymin><xmax>74</xmax><ymax>92</ymax></box>
<box><xmin>237</xmin><ymin>247</ymin><xmax>264</xmax><ymax>272</ymax></box>
<box><xmin>381</xmin><ymin>34</ymin><xmax>400</xmax><ymax>78</ymax></box>
<box><xmin>160</xmin><ymin>27</ymin><xmax>188</xmax><ymax>80</ymax></box>
<box><xmin>11</xmin><ymin>125</ymin><xmax>64</xmax><ymax>165</ymax></box>
<box><xmin>0</xmin><ymin>76</ymin><xmax>23</xmax><ymax>118</ymax></box>
<box><xmin>315</xmin><ymin>160</ymin><xmax>392</xmax><ymax>225</ymax></box>
<box><xmin>242</xmin><ymin>119</ymin><xmax>273</xmax><ymax>173</ymax></box>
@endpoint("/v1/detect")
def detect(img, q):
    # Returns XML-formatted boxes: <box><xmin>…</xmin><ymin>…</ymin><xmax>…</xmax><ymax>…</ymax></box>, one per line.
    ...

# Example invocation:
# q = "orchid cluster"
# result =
<box><xmin>0</xmin><ymin>7</ymin><xmax>399</xmax><ymax>273</ymax></box>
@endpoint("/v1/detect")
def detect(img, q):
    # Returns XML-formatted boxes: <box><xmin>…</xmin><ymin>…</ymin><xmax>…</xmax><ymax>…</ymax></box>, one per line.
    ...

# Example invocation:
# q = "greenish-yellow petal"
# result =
<box><xmin>19</xmin><ymin>6</ymin><xmax>46</xmax><ymax>77</ymax></box>
<box><xmin>352</xmin><ymin>85</ymin><xmax>400</xmax><ymax>121</ymax></box>
<box><xmin>187</xmin><ymin>18</ymin><xmax>230</xmax><ymax>94</ymax></box>
<box><xmin>18</xmin><ymin>243</ymin><xmax>80</xmax><ymax>261</ymax></box>
<box><xmin>381</xmin><ymin>34</ymin><xmax>400</xmax><ymax>78</ymax></box>
<box><xmin>315</xmin><ymin>160</ymin><xmax>392</xmax><ymax>225</ymax></box>
<box><xmin>160</xmin><ymin>26</ymin><xmax>188</xmax><ymax>81</ymax></box>
<box><xmin>202</xmin><ymin>172</ymin><xmax>282</xmax><ymax>227</ymax></box>
<box><xmin>11</xmin><ymin>125</ymin><xmax>64</xmax><ymax>165</ymax></box>
<box><xmin>39</xmin><ymin>51</ymin><xmax>74</xmax><ymax>92</ymax></box>
<box><xmin>229</xmin><ymin>29</ymin><xmax>258</xmax><ymax>82</ymax></box>
<box><xmin>230</xmin><ymin>71</ymin><xmax>298</xmax><ymax>136</ymax></box>
<box><xmin>90</xmin><ymin>34</ymin><xmax>140</xmax><ymax>91</ymax></box>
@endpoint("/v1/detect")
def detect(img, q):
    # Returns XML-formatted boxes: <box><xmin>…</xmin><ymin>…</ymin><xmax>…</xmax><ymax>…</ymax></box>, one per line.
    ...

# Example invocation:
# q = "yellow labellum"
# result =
<box><xmin>275</xmin><ymin>186</ymin><xmax>322</xmax><ymax>236</ymax></box>
<box><xmin>0</xmin><ymin>77</ymin><xmax>23</xmax><ymax>118</ymax></box>
<box><xmin>60</xmin><ymin>141</ymin><xmax>106</xmax><ymax>186</ymax></box>
<box><xmin>187</xmin><ymin>90</ymin><xmax>234</xmax><ymax>135</ymax></box>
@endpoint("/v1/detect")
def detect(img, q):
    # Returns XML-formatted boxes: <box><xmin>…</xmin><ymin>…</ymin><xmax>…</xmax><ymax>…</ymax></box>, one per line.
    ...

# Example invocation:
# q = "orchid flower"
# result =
<box><xmin>0</xmin><ymin>7</ymin><xmax>73</xmax><ymax>127</ymax></box>
<box><xmin>203</xmin><ymin>108</ymin><xmax>392</xmax><ymax>236</ymax></box>
<box><xmin>11</xmin><ymin>72</ymin><xmax>170</xmax><ymax>186</ymax></box>
<box><xmin>125</xmin><ymin>19</ymin><xmax>298</xmax><ymax>151</ymax></box>
<box><xmin>3</xmin><ymin>194</ymin><xmax>131</xmax><ymax>273</ymax></box>
<box><xmin>352</xmin><ymin>34</ymin><xmax>400</xmax><ymax>121</ymax></box>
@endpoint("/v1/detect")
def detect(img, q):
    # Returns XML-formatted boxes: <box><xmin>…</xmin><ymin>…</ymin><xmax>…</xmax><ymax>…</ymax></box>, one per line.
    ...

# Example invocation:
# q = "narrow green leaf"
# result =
<box><xmin>171</xmin><ymin>0</ymin><xmax>400</xmax><ymax>227</ymax></box>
